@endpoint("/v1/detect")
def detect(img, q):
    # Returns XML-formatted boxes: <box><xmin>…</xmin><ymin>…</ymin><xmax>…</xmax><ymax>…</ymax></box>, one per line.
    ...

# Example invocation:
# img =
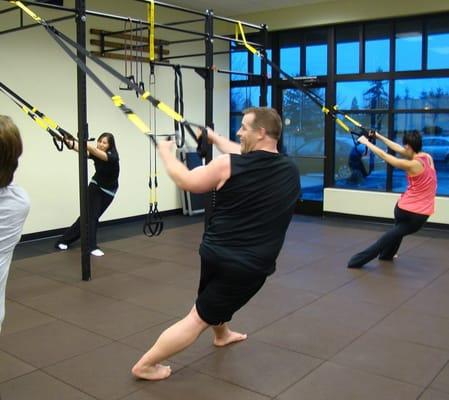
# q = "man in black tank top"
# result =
<box><xmin>132</xmin><ymin>107</ymin><xmax>300</xmax><ymax>381</ymax></box>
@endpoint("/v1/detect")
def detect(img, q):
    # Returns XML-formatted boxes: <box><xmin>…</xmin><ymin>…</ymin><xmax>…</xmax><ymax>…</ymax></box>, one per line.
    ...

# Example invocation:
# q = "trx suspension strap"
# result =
<box><xmin>148</xmin><ymin>0</ymin><xmax>155</xmax><ymax>62</ymax></box>
<box><xmin>235</xmin><ymin>21</ymin><xmax>377</xmax><ymax>145</ymax></box>
<box><xmin>9</xmin><ymin>1</ymin><xmax>204</xmax><ymax>151</ymax></box>
<box><xmin>0</xmin><ymin>81</ymin><xmax>76</xmax><ymax>151</ymax></box>
<box><xmin>173</xmin><ymin>65</ymin><xmax>185</xmax><ymax>148</ymax></box>
<box><xmin>143</xmin><ymin>64</ymin><xmax>163</xmax><ymax>237</ymax></box>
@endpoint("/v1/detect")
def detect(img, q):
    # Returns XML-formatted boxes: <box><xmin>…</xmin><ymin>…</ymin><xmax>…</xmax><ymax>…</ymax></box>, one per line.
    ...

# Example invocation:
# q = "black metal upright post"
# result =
<box><xmin>204</xmin><ymin>9</ymin><xmax>214</xmax><ymax>226</ymax></box>
<box><xmin>260</xmin><ymin>24</ymin><xmax>268</xmax><ymax>107</ymax></box>
<box><xmin>76</xmin><ymin>0</ymin><xmax>91</xmax><ymax>281</ymax></box>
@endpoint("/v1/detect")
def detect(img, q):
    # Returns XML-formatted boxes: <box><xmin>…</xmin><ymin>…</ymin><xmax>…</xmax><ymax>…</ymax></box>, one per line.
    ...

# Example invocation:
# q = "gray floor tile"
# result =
<box><xmin>431</xmin><ymin>362</ymin><xmax>449</xmax><ymax>394</ymax></box>
<box><xmin>421</xmin><ymin>389</ymin><xmax>449</xmax><ymax>400</ymax></box>
<box><xmin>332</xmin><ymin>332</ymin><xmax>449</xmax><ymax>386</ymax></box>
<box><xmin>277</xmin><ymin>362</ymin><xmax>422</xmax><ymax>400</ymax></box>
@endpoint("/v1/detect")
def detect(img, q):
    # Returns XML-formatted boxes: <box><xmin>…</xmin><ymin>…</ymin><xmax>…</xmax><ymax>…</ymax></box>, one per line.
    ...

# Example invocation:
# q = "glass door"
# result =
<box><xmin>281</xmin><ymin>86</ymin><xmax>326</xmax><ymax>214</ymax></box>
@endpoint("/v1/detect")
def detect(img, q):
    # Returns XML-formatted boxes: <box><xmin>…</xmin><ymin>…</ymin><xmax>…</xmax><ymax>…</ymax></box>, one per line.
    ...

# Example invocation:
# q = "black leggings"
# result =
<box><xmin>348</xmin><ymin>204</ymin><xmax>428</xmax><ymax>268</ymax></box>
<box><xmin>58</xmin><ymin>183</ymin><xmax>114</xmax><ymax>251</ymax></box>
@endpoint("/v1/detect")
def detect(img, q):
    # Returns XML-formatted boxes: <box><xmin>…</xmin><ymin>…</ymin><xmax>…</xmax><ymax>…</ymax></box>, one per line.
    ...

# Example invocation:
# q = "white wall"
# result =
<box><xmin>0</xmin><ymin>0</ymin><xmax>229</xmax><ymax>235</ymax></box>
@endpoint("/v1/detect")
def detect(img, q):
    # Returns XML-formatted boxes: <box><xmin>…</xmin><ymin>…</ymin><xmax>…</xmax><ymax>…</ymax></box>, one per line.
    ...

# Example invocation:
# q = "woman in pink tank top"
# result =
<box><xmin>348</xmin><ymin>130</ymin><xmax>437</xmax><ymax>269</ymax></box>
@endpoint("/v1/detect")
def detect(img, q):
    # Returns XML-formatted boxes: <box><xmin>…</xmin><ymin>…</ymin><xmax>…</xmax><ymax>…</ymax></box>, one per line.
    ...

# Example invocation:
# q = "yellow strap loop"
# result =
<box><xmin>42</xmin><ymin>115</ymin><xmax>58</xmax><ymax>130</ymax></box>
<box><xmin>236</xmin><ymin>21</ymin><xmax>259</xmax><ymax>56</ymax></box>
<box><xmin>112</xmin><ymin>95</ymin><xmax>124</xmax><ymax>107</ymax></box>
<box><xmin>344</xmin><ymin>114</ymin><xmax>362</xmax><ymax>127</ymax></box>
<box><xmin>9</xmin><ymin>1</ymin><xmax>42</xmax><ymax>23</ymax></box>
<box><xmin>148</xmin><ymin>0</ymin><xmax>155</xmax><ymax>61</ymax></box>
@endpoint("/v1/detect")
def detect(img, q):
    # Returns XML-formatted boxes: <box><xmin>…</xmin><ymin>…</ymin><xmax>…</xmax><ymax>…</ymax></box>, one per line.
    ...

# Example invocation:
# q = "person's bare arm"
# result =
<box><xmin>64</xmin><ymin>137</ymin><xmax>109</xmax><ymax>161</ymax></box>
<box><xmin>358</xmin><ymin>136</ymin><xmax>422</xmax><ymax>174</ymax></box>
<box><xmin>375</xmin><ymin>132</ymin><xmax>407</xmax><ymax>157</ymax></box>
<box><xmin>158</xmin><ymin>140</ymin><xmax>231</xmax><ymax>193</ymax></box>
<box><xmin>204</xmin><ymin>128</ymin><xmax>241</xmax><ymax>154</ymax></box>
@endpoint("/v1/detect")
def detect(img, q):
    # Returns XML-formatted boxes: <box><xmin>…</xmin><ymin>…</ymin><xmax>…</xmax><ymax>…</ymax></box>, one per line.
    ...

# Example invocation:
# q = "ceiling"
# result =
<box><xmin>165</xmin><ymin>0</ymin><xmax>333</xmax><ymax>17</ymax></box>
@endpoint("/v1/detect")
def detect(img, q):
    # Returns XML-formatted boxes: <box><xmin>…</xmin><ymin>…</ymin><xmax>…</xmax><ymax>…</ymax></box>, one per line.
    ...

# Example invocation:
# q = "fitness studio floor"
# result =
<box><xmin>1</xmin><ymin>214</ymin><xmax>449</xmax><ymax>400</ymax></box>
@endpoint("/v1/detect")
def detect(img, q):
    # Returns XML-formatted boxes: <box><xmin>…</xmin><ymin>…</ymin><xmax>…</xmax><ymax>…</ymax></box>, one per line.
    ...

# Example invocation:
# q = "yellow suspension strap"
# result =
<box><xmin>0</xmin><ymin>81</ymin><xmax>77</xmax><ymax>151</ymax></box>
<box><xmin>235</xmin><ymin>21</ymin><xmax>377</xmax><ymax>143</ymax></box>
<box><xmin>10</xmin><ymin>0</ymin><xmax>207</xmax><ymax>153</ymax></box>
<box><xmin>148</xmin><ymin>0</ymin><xmax>155</xmax><ymax>62</ymax></box>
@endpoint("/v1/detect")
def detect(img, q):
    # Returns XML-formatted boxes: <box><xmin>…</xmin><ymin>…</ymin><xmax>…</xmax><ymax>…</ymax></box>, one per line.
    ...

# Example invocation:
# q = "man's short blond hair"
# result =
<box><xmin>243</xmin><ymin>107</ymin><xmax>282</xmax><ymax>141</ymax></box>
<box><xmin>0</xmin><ymin>116</ymin><xmax>23</xmax><ymax>188</ymax></box>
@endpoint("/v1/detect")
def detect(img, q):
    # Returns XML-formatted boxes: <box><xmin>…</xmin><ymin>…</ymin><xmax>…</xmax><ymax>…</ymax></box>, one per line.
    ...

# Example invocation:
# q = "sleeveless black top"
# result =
<box><xmin>200</xmin><ymin>150</ymin><xmax>300</xmax><ymax>275</ymax></box>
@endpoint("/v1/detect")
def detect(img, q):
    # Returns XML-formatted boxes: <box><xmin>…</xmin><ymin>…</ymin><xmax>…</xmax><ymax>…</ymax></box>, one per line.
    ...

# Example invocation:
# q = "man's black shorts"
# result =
<box><xmin>195</xmin><ymin>256</ymin><xmax>267</xmax><ymax>326</ymax></box>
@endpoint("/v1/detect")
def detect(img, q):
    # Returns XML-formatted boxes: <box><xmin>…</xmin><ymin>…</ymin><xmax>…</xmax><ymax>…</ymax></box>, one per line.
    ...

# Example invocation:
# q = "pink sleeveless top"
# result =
<box><xmin>398</xmin><ymin>154</ymin><xmax>437</xmax><ymax>216</ymax></box>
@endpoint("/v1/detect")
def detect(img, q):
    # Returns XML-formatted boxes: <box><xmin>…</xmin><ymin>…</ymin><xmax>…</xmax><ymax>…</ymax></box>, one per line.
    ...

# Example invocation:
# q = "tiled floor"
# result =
<box><xmin>2</xmin><ymin>214</ymin><xmax>449</xmax><ymax>399</ymax></box>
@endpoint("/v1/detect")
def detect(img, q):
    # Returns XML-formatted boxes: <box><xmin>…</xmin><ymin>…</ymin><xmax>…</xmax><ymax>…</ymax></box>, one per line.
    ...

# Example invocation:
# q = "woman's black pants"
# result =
<box><xmin>58</xmin><ymin>183</ymin><xmax>114</xmax><ymax>251</ymax></box>
<box><xmin>347</xmin><ymin>204</ymin><xmax>428</xmax><ymax>268</ymax></box>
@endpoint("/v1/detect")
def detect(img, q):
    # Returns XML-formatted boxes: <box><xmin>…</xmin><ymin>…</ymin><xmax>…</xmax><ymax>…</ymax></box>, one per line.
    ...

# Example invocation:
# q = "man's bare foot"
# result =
<box><xmin>131</xmin><ymin>363</ymin><xmax>172</xmax><ymax>380</ymax></box>
<box><xmin>214</xmin><ymin>330</ymin><xmax>247</xmax><ymax>347</ymax></box>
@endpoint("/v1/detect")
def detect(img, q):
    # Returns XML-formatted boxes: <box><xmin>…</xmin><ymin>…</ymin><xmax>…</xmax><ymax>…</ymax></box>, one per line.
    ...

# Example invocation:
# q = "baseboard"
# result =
<box><xmin>20</xmin><ymin>208</ymin><xmax>184</xmax><ymax>242</ymax></box>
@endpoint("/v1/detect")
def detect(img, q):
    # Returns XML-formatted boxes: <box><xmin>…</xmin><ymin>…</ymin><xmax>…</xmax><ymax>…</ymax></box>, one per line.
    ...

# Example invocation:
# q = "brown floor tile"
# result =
<box><xmin>61</xmin><ymin>300</ymin><xmax>171</xmax><ymax>340</ymax></box>
<box><xmin>421</xmin><ymin>389</ymin><xmax>449</xmax><ymax>400</ymax></box>
<box><xmin>191</xmin><ymin>340</ymin><xmax>321</xmax><ymax>397</ymax></box>
<box><xmin>5</xmin><ymin>275</ymin><xmax>70</xmax><ymax>302</ymax></box>
<box><xmin>5</xmin><ymin>268</ymin><xmax>31</xmax><ymax>281</ymax></box>
<box><xmin>0</xmin><ymin>370</ymin><xmax>95</xmax><ymax>400</ymax></box>
<box><xmin>91</xmin><ymin>249</ymin><xmax>163</xmax><ymax>273</ymax></box>
<box><xmin>43</xmin><ymin>342</ymin><xmax>147</xmax><ymax>400</ymax></box>
<box><xmin>277</xmin><ymin>362</ymin><xmax>422</xmax><ymax>400</ymax></box>
<box><xmin>126</xmin><ymin>282</ymin><xmax>196</xmax><ymax>317</ymax></box>
<box><xmin>372</xmin><ymin>308</ymin><xmax>449</xmax><ymax>350</ymax></box>
<box><xmin>253</xmin><ymin>310</ymin><xmax>363</xmax><ymax>359</ymax></box>
<box><xmin>122</xmin><ymin>367</ymin><xmax>270</xmax><ymax>400</ymax></box>
<box><xmin>332</xmin><ymin>273</ymin><xmax>419</xmax><ymax>307</ymax></box>
<box><xmin>332</xmin><ymin>332</ymin><xmax>449</xmax><ymax>386</ymax></box>
<box><xmin>0</xmin><ymin>320</ymin><xmax>111</xmax><ymax>368</ymax></box>
<box><xmin>293</xmin><ymin>293</ymin><xmax>393</xmax><ymax>331</ymax></box>
<box><xmin>0</xmin><ymin>350</ymin><xmax>35</xmax><ymax>383</ymax></box>
<box><xmin>1</xmin><ymin>300</ymin><xmax>55</xmax><ymax>335</ymax></box>
<box><xmin>431</xmin><ymin>362</ymin><xmax>449</xmax><ymax>394</ymax></box>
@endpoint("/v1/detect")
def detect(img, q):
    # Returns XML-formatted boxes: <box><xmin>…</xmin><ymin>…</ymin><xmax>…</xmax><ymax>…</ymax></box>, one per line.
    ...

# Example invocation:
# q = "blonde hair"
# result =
<box><xmin>243</xmin><ymin>107</ymin><xmax>282</xmax><ymax>140</ymax></box>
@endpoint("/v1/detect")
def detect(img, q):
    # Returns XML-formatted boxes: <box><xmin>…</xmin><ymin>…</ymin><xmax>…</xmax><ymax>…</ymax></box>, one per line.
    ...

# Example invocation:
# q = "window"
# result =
<box><xmin>280</xmin><ymin>46</ymin><xmax>300</xmax><ymax>77</ymax></box>
<box><xmin>230</xmin><ymin>51</ymin><xmax>248</xmax><ymax>81</ymax></box>
<box><xmin>254</xmin><ymin>49</ymin><xmax>272</xmax><ymax>77</ymax></box>
<box><xmin>427</xmin><ymin>16</ymin><xmax>449</xmax><ymax>70</ymax></box>
<box><xmin>365</xmin><ymin>23</ymin><xmax>390</xmax><ymax>73</ymax></box>
<box><xmin>305</xmin><ymin>30</ymin><xmax>328</xmax><ymax>76</ymax></box>
<box><xmin>394</xmin><ymin>78</ymin><xmax>449</xmax><ymax>110</ymax></box>
<box><xmin>395</xmin><ymin>20</ymin><xmax>422</xmax><ymax>71</ymax></box>
<box><xmin>336</xmin><ymin>26</ymin><xmax>360</xmax><ymax>74</ymax></box>
<box><xmin>336</xmin><ymin>80</ymin><xmax>389</xmax><ymax>110</ymax></box>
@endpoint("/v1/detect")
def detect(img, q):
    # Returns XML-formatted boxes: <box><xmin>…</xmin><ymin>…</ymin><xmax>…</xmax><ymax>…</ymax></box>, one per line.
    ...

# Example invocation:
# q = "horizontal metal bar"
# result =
<box><xmin>213</xmin><ymin>34</ymin><xmax>263</xmax><ymax>48</ymax></box>
<box><xmin>161</xmin><ymin>50</ymin><xmax>230</xmax><ymax>61</ymax></box>
<box><xmin>167</xmin><ymin>38</ymin><xmax>204</xmax><ymax>45</ymax></box>
<box><xmin>150</xmin><ymin>60</ymin><xmax>207</xmax><ymax>72</ymax></box>
<box><xmin>211</xmin><ymin>14</ymin><xmax>263</xmax><ymax>31</ymax></box>
<box><xmin>131</xmin><ymin>0</ymin><xmax>206</xmax><ymax>17</ymax></box>
<box><xmin>1</xmin><ymin>0</ymin><xmax>76</xmax><ymax>13</ymax></box>
<box><xmin>85</xmin><ymin>9</ymin><xmax>207</xmax><ymax>38</ymax></box>
<box><xmin>0</xmin><ymin>14</ymin><xmax>74</xmax><ymax>36</ymax></box>
<box><xmin>214</xmin><ymin>68</ymin><xmax>261</xmax><ymax>77</ymax></box>
<box><xmin>165</xmin><ymin>18</ymin><xmax>204</xmax><ymax>26</ymax></box>
<box><xmin>0</xmin><ymin>6</ymin><xmax>17</xmax><ymax>15</ymax></box>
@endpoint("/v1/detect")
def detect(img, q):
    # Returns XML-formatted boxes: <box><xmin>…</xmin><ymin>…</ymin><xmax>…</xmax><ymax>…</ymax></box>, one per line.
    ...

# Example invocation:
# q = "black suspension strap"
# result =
<box><xmin>0</xmin><ymin>81</ymin><xmax>76</xmax><ymax>151</ymax></box>
<box><xmin>235</xmin><ymin>21</ymin><xmax>378</xmax><ymax>144</ymax></box>
<box><xmin>137</xmin><ymin>19</ymin><xmax>145</xmax><ymax>96</ymax></box>
<box><xmin>143</xmin><ymin>64</ymin><xmax>163</xmax><ymax>237</ymax></box>
<box><xmin>120</xmin><ymin>18</ymin><xmax>135</xmax><ymax>91</ymax></box>
<box><xmin>173</xmin><ymin>64</ymin><xmax>185</xmax><ymax>148</ymax></box>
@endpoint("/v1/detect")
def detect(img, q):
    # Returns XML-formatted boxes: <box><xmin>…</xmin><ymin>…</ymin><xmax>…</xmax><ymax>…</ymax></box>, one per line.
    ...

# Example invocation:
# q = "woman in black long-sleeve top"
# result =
<box><xmin>55</xmin><ymin>132</ymin><xmax>119</xmax><ymax>256</ymax></box>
